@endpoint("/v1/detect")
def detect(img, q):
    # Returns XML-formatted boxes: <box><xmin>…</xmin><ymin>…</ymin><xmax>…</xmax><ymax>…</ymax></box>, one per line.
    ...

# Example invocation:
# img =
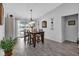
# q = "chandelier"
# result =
<box><xmin>29</xmin><ymin>9</ymin><xmax>35</xmax><ymax>27</ymax></box>
<box><xmin>30</xmin><ymin>9</ymin><xmax>33</xmax><ymax>21</ymax></box>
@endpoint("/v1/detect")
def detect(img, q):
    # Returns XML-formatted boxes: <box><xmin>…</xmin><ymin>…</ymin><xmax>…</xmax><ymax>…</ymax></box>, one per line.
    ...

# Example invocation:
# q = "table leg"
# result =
<box><xmin>41</xmin><ymin>32</ymin><xmax>44</xmax><ymax>44</ymax></box>
<box><xmin>32</xmin><ymin>34</ymin><xmax>36</xmax><ymax>48</ymax></box>
<box><xmin>29</xmin><ymin>34</ymin><xmax>31</xmax><ymax>45</ymax></box>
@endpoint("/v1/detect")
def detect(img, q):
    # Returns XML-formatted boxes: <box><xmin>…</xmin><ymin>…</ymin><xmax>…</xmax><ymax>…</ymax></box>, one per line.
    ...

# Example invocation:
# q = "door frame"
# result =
<box><xmin>61</xmin><ymin>13</ymin><xmax>78</xmax><ymax>42</ymax></box>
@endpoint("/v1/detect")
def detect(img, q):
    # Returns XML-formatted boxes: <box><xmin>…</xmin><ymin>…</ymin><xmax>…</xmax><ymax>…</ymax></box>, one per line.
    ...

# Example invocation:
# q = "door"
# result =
<box><xmin>65</xmin><ymin>14</ymin><xmax>78</xmax><ymax>42</ymax></box>
<box><xmin>0</xmin><ymin>3</ymin><xmax>3</xmax><ymax>25</ymax></box>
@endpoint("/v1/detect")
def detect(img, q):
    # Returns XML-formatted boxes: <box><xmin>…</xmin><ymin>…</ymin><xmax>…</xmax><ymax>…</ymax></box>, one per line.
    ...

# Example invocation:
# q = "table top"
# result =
<box><xmin>25</xmin><ymin>31</ymin><xmax>44</xmax><ymax>34</ymax></box>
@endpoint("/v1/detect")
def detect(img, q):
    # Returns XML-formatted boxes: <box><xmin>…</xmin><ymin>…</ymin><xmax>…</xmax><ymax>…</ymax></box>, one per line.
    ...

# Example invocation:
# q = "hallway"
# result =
<box><xmin>12</xmin><ymin>38</ymin><xmax>79</xmax><ymax>56</ymax></box>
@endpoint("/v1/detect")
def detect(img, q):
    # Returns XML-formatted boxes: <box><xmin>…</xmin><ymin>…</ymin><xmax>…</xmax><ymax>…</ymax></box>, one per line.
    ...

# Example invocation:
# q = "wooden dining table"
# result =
<box><xmin>24</xmin><ymin>31</ymin><xmax>44</xmax><ymax>47</ymax></box>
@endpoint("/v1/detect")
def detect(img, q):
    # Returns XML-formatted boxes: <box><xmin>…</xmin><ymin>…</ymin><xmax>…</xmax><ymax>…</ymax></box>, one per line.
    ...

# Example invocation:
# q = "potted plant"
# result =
<box><xmin>0</xmin><ymin>37</ymin><xmax>16</xmax><ymax>56</ymax></box>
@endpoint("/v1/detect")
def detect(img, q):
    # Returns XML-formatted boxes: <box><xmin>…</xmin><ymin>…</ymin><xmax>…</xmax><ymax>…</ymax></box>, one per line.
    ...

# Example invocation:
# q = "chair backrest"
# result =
<box><xmin>33</xmin><ymin>28</ymin><xmax>37</xmax><ymax>33</ymax></box>
<box><xmin>39</xmin><ymin>29</ymin><xmax>43</xmax><ymax>32</ymax></box>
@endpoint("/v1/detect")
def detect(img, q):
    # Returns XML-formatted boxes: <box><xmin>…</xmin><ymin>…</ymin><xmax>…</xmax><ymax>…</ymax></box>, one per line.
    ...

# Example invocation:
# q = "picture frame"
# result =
<box><xmin>68</xmin><ymin>20</ymin><xmax>75</xmax><ymax>25</ymax></box>
<box><xmin>42</xmin><ymin>21</ymin><xmax>47</xmax><ymax>28</ymax></box>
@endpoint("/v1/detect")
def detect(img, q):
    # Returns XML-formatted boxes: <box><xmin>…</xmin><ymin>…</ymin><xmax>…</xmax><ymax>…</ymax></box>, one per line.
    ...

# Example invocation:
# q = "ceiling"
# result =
<box><xmin>4</xmin><ymin>3</ymin><xmax>62</xmax><ymax>20</ymax></box>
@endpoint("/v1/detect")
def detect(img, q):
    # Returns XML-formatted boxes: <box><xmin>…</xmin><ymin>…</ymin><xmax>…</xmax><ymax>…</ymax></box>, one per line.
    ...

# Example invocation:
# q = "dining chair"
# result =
<box><xmin>36</xmin><ymin>29</ymin><xmax>43</xmax><ymax>43</ymax></box>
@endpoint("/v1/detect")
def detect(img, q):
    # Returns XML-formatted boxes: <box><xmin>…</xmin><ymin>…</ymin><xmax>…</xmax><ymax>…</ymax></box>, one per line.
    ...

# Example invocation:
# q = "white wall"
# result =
<box><xmin>0</xmin><ymin>26</ymin><xmax>4</xmax><ymax>40</ymax></box>
<box><xmin>38</xmin><ymin>3</ymin><xmax>79</xmax><ymax>43</ymax></box>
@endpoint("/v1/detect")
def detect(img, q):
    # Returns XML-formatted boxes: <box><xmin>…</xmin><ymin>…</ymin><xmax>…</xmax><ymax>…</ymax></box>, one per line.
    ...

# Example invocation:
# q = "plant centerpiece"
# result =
<box><xmin>0</xmin><ymin>37</ymin><xmax>16</xmax><ymax>56</ymax></box>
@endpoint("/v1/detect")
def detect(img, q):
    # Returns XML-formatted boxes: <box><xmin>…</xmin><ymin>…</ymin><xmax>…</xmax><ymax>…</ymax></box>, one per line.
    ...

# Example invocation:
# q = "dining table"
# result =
<box><xmin>24</xmin><ymin>31</ymin><xmax>44</xmax><ymax>47</ymax></box>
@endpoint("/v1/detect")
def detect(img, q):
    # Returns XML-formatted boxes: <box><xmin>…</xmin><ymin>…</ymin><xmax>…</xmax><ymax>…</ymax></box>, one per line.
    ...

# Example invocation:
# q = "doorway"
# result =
<box><xmin>62</xmin><ymin>14</ymin><xmax>78</xmax><ymax>42</ymax></box>
<box><xmin>16</xmin><ymin>20</ymin><xmax>27</xmax><ymax>38</ymax></box>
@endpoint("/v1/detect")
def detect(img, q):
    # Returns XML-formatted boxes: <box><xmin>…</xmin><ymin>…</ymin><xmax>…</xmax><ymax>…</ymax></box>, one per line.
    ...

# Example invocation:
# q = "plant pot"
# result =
<box><xmin>4</xmin><ymin>50</ymin><xmax>12</xmax><ymax>56</ymax></box>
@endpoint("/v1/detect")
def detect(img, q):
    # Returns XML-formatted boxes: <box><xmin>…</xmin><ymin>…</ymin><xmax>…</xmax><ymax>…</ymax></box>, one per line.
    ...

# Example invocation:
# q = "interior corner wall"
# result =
<box><xmin>38</xmin><ymin>3</ymin><xmax>79</xmax><ymax>43</ymax></box>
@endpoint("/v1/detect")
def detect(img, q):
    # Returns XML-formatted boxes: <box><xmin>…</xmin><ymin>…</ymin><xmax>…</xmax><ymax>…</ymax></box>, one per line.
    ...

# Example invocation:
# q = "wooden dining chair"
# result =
<box><xmin>36</xmin><ymin>29</ymin><xmax>43</xmax><ymax>43</ymax></box>
<box><xmin>36</xmin><ymin>34</ymin><xmax>40</xmax><ymax>43</ymax></box>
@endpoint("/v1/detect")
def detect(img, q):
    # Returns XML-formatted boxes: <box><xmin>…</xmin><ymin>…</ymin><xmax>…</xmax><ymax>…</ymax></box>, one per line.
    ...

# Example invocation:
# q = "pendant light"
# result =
<box><xmin>30</xmin><ymin>9</ymin><xmax>33</xmax><ymax>21</ymax></box>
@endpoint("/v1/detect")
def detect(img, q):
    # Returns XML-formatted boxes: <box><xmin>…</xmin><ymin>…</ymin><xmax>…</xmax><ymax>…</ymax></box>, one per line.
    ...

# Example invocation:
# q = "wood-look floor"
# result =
<box><xmin>12</xmin><ymin>38</ymin><xmax>79</xmax><ymax>56</ymax></box>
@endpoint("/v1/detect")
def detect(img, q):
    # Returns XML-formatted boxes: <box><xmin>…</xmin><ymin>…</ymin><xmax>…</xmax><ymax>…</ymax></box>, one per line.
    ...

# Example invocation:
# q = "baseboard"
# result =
<box><xmin>45</xmin><ymin>37</ymin><xmax>63</xmax><ymax>43</ymax></box>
